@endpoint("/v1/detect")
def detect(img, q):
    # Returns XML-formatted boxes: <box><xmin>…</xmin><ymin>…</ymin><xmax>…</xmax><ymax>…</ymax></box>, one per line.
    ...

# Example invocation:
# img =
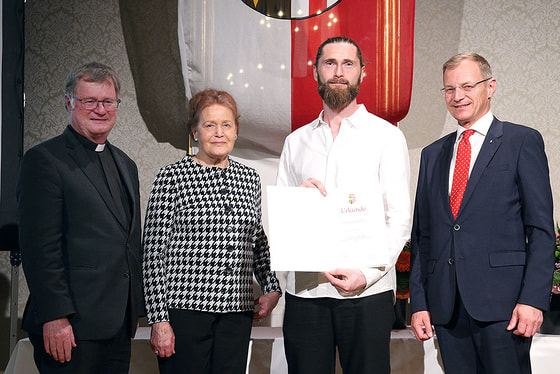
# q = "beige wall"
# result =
<box><xmin>2</xmin><ymin>0</ymin><xmax>560</xmax><ymax>350</ymax></box>
<box><xmin>401</xmin><ymin>0</ymin><xmax>560</xmax><ymax>217</ymax></box>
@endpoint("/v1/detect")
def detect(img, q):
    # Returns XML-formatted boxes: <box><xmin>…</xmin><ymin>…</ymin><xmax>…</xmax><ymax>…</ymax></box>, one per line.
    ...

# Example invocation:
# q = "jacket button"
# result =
<box><xmin>448</xmin><ymin>258</ymin><xmax>454</xmax><ymax>265</ymax></box>
<box><xmin>453</xmin><ymin>224</ymin><xmax>460</xmax><ymax>231</ymax></box>
<box><xmin>220</xmin><ymin>187</ymin><xmax>228</xmax><ymax>194</ymax></box>
<box><xmin>123</xmin><ymin>272</ymin><xmax>130</xmax><ymax>278</ymax></box>
<box><xmin>224</xmin><ymin>267</ymin><xmax>233</xmax><ymax>275</ymax></box>
<box><xmin>226</xmin><ymin>226</ymin><xmax>234</xmax><ymax>233</ymax></box>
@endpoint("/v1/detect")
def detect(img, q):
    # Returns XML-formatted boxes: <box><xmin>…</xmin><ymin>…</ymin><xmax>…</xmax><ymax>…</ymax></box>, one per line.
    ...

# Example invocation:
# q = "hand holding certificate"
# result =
<box><xmin>267</xmin><ymin>186</ymin><xmax>389</xmax><ymax>271</ymax></box>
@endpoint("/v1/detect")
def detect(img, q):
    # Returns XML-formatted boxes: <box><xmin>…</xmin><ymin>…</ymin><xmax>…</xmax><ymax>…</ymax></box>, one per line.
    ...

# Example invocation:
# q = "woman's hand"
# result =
<box><xmin>150</xmin><ymin>321</ymin><xmax>176</xmax><ymax>358</ymax></box>
<box><xmin>254</xmin><ymin>291</ymin><xmax>281</xmax><ymax>321</ymax></box>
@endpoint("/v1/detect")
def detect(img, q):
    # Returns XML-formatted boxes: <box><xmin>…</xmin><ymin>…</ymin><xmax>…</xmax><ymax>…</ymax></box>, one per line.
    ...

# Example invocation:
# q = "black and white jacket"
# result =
<box><xmin>143</xmin><ymin>156</ymin><xmax>280</xmax><ymax>324</ymax></box>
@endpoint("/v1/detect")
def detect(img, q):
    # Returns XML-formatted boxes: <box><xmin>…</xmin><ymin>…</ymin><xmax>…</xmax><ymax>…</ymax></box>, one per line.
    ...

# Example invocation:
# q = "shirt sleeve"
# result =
<box><xmin>276</xmin><ymin>136</ymin><xmax>299</xmax><ymax>187</ymax></box>
<box><xmin>362</xmin><ymin>128</ymin><xmax>411</xmax><ymax>288</ymax></box>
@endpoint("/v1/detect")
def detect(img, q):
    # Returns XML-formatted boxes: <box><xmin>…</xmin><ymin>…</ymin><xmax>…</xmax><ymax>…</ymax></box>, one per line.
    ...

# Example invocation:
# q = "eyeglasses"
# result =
<box><xmin>73</xmin><ymin>97</ymin><xmax>121</xmax><ymax>111</ymax></box>
<box><xmin>441</xmin><ymin>77</ymin><xmax>492</xmax><ymax>95</ymax></box>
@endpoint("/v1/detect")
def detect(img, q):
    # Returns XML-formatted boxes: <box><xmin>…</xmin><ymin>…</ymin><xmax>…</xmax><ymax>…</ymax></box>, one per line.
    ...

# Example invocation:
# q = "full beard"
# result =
<box><xmin>317</xmin><ymin>77</ymin><xmax>360</xmax><ymax>111</ymax></box>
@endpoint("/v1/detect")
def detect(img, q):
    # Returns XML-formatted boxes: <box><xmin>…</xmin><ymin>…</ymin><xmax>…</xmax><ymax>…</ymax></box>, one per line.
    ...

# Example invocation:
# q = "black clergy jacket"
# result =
<box><xmin>17</xmin><ymin>126</ymin><xmax>144</xmax><ymax>340</ymax></box>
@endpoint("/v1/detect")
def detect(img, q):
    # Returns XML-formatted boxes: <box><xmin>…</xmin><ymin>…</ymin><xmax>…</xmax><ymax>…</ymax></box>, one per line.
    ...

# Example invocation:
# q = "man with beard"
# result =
<box><xmin>276</xmin><ymin>36</ymin><xmax>411</xmax><ymax>373</ymax></box>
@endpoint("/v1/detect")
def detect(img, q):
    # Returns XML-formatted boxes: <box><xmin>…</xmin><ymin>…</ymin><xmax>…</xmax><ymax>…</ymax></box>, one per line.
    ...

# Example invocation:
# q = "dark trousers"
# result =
<box><xmin>283</xmin><ymin>291</ymin><xmax>395</xmax><ymax>374</ymax></box>
<box><xmin>435</xmin><ymin>293</ymin><xmax>532</xmax><ymax>374</ymax></box>
<box><xmin>158</xmin><ymin>309</ymin><xmax>253</xmax><ymax>374</ymax></box>
<box><xmin>28</xmin><ymin>322</ymin><xmax>131</xmax><ymax>374</ymax></box>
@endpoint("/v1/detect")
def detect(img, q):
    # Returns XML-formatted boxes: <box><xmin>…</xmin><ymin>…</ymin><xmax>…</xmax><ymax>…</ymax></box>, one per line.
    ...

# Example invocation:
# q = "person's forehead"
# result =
<box><xmin>75</xmin><ymin>78</ymin><xmax>115</xmax><ymax>95</ymax></box>
<box><xmin>444</xmin><ymin>59</ymin><xmax>482</xmax><ymax>81</ymax></box>
<box><xmin>320</xmin><ymin>42</ymin><xmax>359</xmax><ymax>61</ymax></box>
<box><xmin>76</xmin><ymin>78</ymin><xmax>114</xmax><ymax>88</ymax></box>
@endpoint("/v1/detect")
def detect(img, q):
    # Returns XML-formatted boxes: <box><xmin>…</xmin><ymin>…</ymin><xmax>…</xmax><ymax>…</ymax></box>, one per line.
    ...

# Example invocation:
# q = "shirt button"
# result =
<box><xmin>453</xmin><ymin>224</ymin><xmax>461</xmax><ymax>231</ymax></box>
<box><xmin>448</xmin><ymin>259</ymin><xmax>454</xmax><ymax>265</ymax></box>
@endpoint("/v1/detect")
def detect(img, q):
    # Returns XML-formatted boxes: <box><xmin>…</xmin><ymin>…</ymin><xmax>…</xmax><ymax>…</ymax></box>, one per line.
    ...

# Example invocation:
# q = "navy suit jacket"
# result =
<box><xmin>17</xmin><ymin>126</ymin><xmax>144</xmax><ymax>340</ymax></box>
<box><xmin>410</xmin><ymin>117</ymin><xmax>555</xmax><ymax>325</ymax></box>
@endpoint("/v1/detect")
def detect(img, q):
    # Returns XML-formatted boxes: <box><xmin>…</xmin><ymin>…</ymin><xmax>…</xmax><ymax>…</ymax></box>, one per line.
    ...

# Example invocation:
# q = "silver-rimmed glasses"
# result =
<box><xmin>441</xmin><ymin>77</ymin><xmax>492</xmax><ymax>95</ymax></box>
<box><xmin>73</xmin><ymin>97</ymin><xmax>121</xmax><ymax>111</ymax></box>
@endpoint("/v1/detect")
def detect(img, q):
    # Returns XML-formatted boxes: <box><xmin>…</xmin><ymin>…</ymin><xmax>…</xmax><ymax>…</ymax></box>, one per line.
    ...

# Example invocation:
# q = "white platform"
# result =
<box><xmin>5</xmin><ymin>327</ymin><xmax>560</xmax><ymax>373</ymax></box>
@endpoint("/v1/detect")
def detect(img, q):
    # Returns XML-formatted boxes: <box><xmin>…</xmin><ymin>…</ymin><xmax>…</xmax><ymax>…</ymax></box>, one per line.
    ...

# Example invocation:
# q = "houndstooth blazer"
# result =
<box><xmin>143</xmin><ymin>155</ymin><xmax>280</xmax><ymax>324</ymax></box>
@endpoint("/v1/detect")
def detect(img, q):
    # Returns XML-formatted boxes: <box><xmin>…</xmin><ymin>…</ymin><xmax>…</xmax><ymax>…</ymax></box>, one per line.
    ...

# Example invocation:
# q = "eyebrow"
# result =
<box><xmin>443</xmin><ymin>79</ymin><xmax>483</xmax><ymax>87</ymax></box>
<box><xmin>323</xmin><ymin>58</ymin><xmax>355</xmax><ymax>64</ymax></box>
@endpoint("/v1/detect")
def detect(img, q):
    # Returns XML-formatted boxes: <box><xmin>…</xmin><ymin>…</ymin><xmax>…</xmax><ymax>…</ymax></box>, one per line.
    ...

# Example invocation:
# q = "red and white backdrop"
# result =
<box><xmin>180</xmin><ymin>0</ymin><xmax>414</xmax><ymax>150</ymax></box>
<box><xmin>121</xmin><ymin>0</ymin><xmax>415</xmax><ymax>158</ymax></box>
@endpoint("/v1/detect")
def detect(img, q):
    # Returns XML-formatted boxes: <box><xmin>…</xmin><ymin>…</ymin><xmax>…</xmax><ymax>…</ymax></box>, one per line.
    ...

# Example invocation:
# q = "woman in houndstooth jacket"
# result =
<box><xmin>143</xmin><ymin>89</ymin><xmax>281</xmax><ymax>374</ymax></box>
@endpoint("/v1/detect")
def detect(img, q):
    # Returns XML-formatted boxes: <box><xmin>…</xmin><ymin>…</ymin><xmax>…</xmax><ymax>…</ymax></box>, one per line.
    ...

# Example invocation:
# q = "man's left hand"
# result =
<box><xmin>506</xmin><ymin>303</ymin><xmax>543</xmax><ymax>337</ymax></box>
<box><xmin>254</xmin><ymin>291</ymin><xmax>281</xmax><ymax>321</ymax></box>
<box><xmin>323</xmin><ymin>269</ymin><xmax>366</xmax><ymax>294</ymax></box>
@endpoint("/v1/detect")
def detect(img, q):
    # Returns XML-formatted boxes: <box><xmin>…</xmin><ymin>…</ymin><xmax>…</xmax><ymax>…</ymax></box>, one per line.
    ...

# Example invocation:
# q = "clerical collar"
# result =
<box><xmin>67</xmin><ymin>125</ymin><xmax>107</xmax><ymax>152</ymax></box>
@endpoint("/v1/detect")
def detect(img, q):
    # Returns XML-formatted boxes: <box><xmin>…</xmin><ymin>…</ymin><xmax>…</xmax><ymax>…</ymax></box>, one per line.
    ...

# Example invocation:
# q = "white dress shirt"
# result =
<box><xmin>448</xmin><ymin>111</ymin><xmax>494</xmax><ymax>195</ymax></box>
<box><xmin>276</xmin><ymin>104</ymin><xmax>411</xmax><ymax>299</ymax></box>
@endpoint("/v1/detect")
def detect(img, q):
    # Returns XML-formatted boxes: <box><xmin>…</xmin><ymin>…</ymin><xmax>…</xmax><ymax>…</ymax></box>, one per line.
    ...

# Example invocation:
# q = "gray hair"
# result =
<box><xmin>443</xmin><ymin>52</ymin><xmax>492</xmax><ymax>79</ymax></box>
<box><xmin>64</xmin><ymin>62</ymin><xmax>121</xmax><ymax>98</ymax></box>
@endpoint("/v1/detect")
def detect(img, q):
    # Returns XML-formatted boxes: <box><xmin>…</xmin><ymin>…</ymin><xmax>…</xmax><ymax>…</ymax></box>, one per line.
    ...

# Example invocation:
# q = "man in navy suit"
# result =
<box><xmin>410</xmin><ymin>52</ymin><xmax>555</xmax><ymax>374</ymax></box>
<box><xmin>17</xmin><ymin>62</ymin><xmax>144</xmax><ymax>373</ymax></box>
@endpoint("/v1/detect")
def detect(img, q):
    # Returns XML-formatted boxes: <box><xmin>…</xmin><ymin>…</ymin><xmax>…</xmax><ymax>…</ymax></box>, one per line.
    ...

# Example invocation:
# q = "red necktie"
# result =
<box><xmin>450</xmin><ymin>129</ymin><xmax>475</xmax><ymax>219</ymax></box>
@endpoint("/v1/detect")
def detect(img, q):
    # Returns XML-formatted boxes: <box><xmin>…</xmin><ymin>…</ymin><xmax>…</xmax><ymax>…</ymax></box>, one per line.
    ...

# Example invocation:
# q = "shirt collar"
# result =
<box><xmin>68</xmin><ymin>124</ymin><xmax>107</xmax><ymax>152</ymax></box>
<box><xmin>456</xmin><ymin>110</ymin><xmax>493</xmax><ymax>141</ymax></box>
<box><xmin>313</xmin><ymin>104</ymin><xmax>367</xmax><ymax>129</ymax></box>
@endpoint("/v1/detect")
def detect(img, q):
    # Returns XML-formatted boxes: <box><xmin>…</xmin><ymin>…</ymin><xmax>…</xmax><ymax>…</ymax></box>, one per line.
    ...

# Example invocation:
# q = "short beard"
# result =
<box><xmin>317</xmin><ymin>76</ymin><xmax>360</xmax><ymax>111</ymax></box>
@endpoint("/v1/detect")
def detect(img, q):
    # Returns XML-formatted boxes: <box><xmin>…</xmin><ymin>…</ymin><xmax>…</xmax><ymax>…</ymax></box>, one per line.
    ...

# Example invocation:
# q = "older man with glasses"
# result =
<box><xmin>410</xmin><ymin>52</ymin><xmax>555</xmax><ymax>374</ymax></box>
<box><xmin>17</xmin><ymin>62</ymin><xmax>144</xmax><ymax>373</ymax></box>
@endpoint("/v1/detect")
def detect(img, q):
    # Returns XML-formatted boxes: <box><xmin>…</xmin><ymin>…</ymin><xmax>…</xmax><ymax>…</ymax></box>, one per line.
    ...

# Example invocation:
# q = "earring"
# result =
<box><xmin>194</xmin><ymin>138</ymin><xmax>198</xmax><ymax>142</ymax></box>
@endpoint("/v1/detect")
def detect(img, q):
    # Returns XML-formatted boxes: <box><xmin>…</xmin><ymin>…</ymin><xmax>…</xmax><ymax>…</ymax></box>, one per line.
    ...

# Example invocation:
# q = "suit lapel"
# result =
<box><xmin>440</xmin><ymin>134</ymin><xmax>456</xmax><ymax>220</ymax></box>
<box><xmin>64</xmin><ymin>130</ymin><xmax>128</xmax><ymax>231</ymax></box>
<box><xmin>457</xmin><ymin>118</ymin><xmax>503</xmax><ymax>217</ymax></box>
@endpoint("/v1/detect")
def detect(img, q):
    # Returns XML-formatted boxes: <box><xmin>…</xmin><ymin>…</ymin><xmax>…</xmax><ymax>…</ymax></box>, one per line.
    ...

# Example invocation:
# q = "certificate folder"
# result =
<box><xmin>266</xmin><ymin>186</ymin><xmax>389</xmax><ymax>271</ymax></box>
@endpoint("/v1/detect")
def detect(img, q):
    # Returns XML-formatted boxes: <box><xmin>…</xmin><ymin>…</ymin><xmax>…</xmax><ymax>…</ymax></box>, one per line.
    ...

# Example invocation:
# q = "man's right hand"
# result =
<box><xmin>300</xmin><ymin>178</ymin><xmax>327</xmax><ymax>196</ymax></box>
<box><xmin>411</xmin><ymin>311</ymin><xmax>434</xmax><ymax>342</ymax></box>
<box><xmin>43</xmin><ymin>317</ymin><xmax>76</xmax><ymax>363</ymax></box>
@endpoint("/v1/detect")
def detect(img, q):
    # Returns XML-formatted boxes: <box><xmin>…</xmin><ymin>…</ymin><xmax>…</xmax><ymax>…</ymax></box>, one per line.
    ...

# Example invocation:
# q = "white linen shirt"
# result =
<box><xmin>276</xmin><ymin>104</ymin><xmax>411</xmax><ymax>299</ymax></box>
